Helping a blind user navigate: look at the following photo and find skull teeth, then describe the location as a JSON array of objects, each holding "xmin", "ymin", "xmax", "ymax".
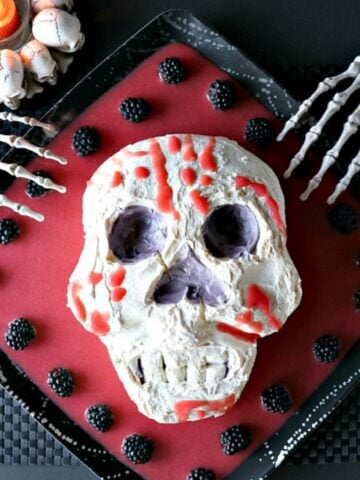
[{"xmin": 129, "ymin": 348, "xmax": 231, "ymax": 386}]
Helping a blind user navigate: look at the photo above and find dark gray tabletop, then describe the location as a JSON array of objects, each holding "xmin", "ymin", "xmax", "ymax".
[{"xmin": 1, "ymin": 0, "xmax": 360, "ymax": 479}]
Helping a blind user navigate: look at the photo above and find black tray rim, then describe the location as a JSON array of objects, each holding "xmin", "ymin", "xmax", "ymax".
[{"xmin": 0, "ymin": 8, "xmax": 359, "ymax": 480}]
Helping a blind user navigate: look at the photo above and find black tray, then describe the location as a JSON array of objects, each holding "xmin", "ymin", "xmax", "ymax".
[{"xmin": 0, "ymin": 9, "xmax": 359, "ymax": 480}]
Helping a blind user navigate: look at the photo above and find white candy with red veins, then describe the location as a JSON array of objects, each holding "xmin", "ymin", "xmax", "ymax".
[
  {"xmin": 67, "ymin": 134, "xmax": 302, "ymax": 423},
  {"xmin": 0, "ymin": 50, "xmax": 26, "ymax": 110},
  {"xmin": 31, "ymin": 0, "xmax": 74, "ymax": 14},
  {"xmin": 32, "ymin": 8, "xmax": 84, "ymax": 53},
  {"xmin": 20, "ymin": 40, "xmax": 58, "ymax": 85}
]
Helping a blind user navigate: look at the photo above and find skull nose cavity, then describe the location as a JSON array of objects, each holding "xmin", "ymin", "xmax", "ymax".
[
  {"xmin": 153, "ymin": 248, "xmax": 230, "ymax": 306},
  {"xmin": 108, "ymin": 205, "xmax": 167, "ymax": 264},
  {"xmin": 203, "ymin": 203, "xmax": 259, "ymax": 259}
]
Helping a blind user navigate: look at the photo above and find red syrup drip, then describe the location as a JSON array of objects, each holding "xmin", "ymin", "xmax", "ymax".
[
  {"xmin": 90, "ymin": 311, "xmax": 110, "ymax": 336},
  {"xmin": 200, "ymin": 174, "xmax": 213, "ymax": 187},
  {"xmin": 180, "ymin": 167, "xmax": 196, "ymax": 186},
  {"xmin": 109, "ymin": 266, "xmax": 126, "ymax": 287},
  {"xmin": 189, "ymin": 189, "xmax": 209, "ymax": 215},
  {"xmin": 168, "ymin": 135, "xmax": 181, "ymax": 154},
  {"xmin": 216, "ymin": 323, "xmax": 259, "ymax": 343},
  {"xmin": 235, "ymin": 176, "xmax": 285, "ymax": 232},
  {"xmin": 246, "ymin": 284, "xmax": 282, "ymax": 331},
  {"xmin": 111, "ymin": 287, "xmax": 127, "ymax": 302},
  {"xmin": 122, "ymin": 149, "xmax": 148, "ymax": 158},
  {"xmin": 236, "ymin": 310, "xmax": 263, "ymax": 334},
  {"xmin": 174, "ymin": 394, "xmax": 236, "ymax": 422},
  {"xmin": 134, "ymin": 166, "xmax": 150, "ymax": 179},
  {"xmin": 199, "ymin": 136, "xmax": 217, "ymax": 172},
  {"xmin": 88, "ymin": 272, "xmax": 103, "ymax": 286},
  {"xmin": 69, "ymin": 282, "xmax": 86, "ymax": 322},
  {"xmin": 182, "ymin": 134, "xmax": 197, "ymax": 162},
  {"xmin": 111, "ymin": 171, "xmax": 122, "ymax": 188},
  {"xmin": 149, "ymin": 139, "xmax": 180, "ymax": 221}
]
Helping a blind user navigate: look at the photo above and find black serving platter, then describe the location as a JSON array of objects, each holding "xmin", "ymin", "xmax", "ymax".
[{"xmin": 0, "ymin": 9, "xmax": 359, "ymax": 480}]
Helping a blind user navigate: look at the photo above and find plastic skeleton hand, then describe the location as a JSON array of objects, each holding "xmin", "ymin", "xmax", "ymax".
[
  {"xmin": 0, "ymin": 112, "xmax": 66, "ymax": 222},
  {"xmin": 277, "ymin": 55, "xmax": 360, "ymax": 204}
]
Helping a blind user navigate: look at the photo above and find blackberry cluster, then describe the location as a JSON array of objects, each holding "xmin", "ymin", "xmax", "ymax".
[
  {"xmin": 47, "ymin": 367, "xmax": 75, "ymax": 397},
  {"xmin": 158, "ymin": 57, "xmax": 185, "ymax": 84},
  {"xmin": 187, "ymin": 468, "xmax": 216, "ymax": 480},
  {"xmin": 0, "ymin": 218, "xmax": 20, "ymax": 245},
  {"xmin": 85, "ymin": 404, "xmax": 114, "ymax": 432},
  {"xmin": 261, "ymin": 384, "xmax": 292, "ymax": 414},
  {"xmin": 121, "ymin": 433, "xmax": 154, "ymax": 464},
  {"xmin": 25, "ymin": 170, "xmax": 53, "ymax": 198},
  {"xmin": 207, "ymin": 80, "xmax": 236, "ymax": 110},
  {"xmin": 244, "ymin": 117, "xmax": 275, "ymax": 148},
  {"xmin": 220, "ymin": 425, "xmax": 252, "ymax": 455},
  {"xmin": 5, "ymin": 318, "xmax": 36, "ymax": 351},
  {"xmin": 119, "ymin": 97, "xmax": 150, "ymax": 123},
  {"xmin": 313, "ymin": 335, "xmax": 341, "ymax": 363},
  {"xmin": 353, "ymin": 288, "xmax": 360, "ymax": 312},
  {"xmin": 72, "ymin": 126, "xmax": 100, "ymax": 157},
  {"xmin": 327, "ymin": 203, "xmax": 358, "ymax": 235}
]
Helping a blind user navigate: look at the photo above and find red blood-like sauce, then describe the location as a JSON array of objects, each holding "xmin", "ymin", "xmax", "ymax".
[
  {"xmin": 236, "ymin": 310, "xmax": 263, "ymax": 334},
  {"xmin": 235, "ymin": 176, "xmax": 285, "ymax": 231},
  {"xmin": 199, "ymin": 136, "xmax": 217, "ymax": 172},
  {"xmin": 174, "ymin": 394, "xmax": 236, "ymax": 422},
  {"xmin": 90, "ymin": 311, "xmax": 110, "ymax": 336},
  {"xmin": 110, "ymin": 171, "xmax": 122, "ymax": 188},
  {"xmin": 246, "ymin": 284, "xmax": 282, "ymax": 331},
  {"xmin": 182, "ymin": 134, "xmax": 197, "ymax": 162},
  {"xmin": 168, "ymin": 135, "xmax": 181, "ymax": 154},
  {"xmin": 123, "ymin": 149, "xmax": 148, "ymax": 158},
  {"xmin": 216, "ymin": 323, "xmax": 259, "ymax": 343},
  {"xmin": 69, "ymin": 282, "xmax": 86, "ymax": 322},
  {"xmin": 189, "ymin": 189, "xmax": 209, "ymax": 215},
  {"xmin": 88, "ymin": 272, "xmax": 103, "ymax": 286},
  {"xmin": 134, "ymin": 166, "xmax": 150, "ymax": 179},
  {"xmin": 149, "ymin": 139, "xmax": 180, "ymax": 220},
  {"xmin": 109, "ymin": 267, "xmax": 126, "ymax": 287},
  {"xmin": 180, "ymin": 167, "xmax": 196, "ymax": 186},
  {"xmin": 111, "ymin": 287, "xmax": 127, "ymax": 302},
  {"xmin": 200, "ymin": 174, "xmax": 213, "ymax": 186}
]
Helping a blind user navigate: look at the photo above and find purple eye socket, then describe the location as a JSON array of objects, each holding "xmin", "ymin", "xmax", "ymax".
[
  {"xmin": 202, "ymin": 204, "xmax": 259, "ymax": 259},
  {"xmin": 108, "ymin": 206, "xmax": 167, "ymax": 263}
]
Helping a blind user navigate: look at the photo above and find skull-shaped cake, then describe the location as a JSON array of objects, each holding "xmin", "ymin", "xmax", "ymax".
[{"xmin": 68, "ymin": 134, "xmax": 302, "ymax": 423}]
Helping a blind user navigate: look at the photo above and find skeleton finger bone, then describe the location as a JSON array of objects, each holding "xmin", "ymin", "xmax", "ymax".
[
  {"xmin": 0, "ymin": 134, "xmax": 67, "ymax": 165},
  {"xmin": 0, "ymin": 163, "xmax": 66, "ymax": 194},
  {"xmin": 277, "ymin": 56, "xmax": 360, "ymax": 142},
  {"xmin": 327, "ymin": 148, "xmax": 360, "ymax": 204},
  {"xmin": 0, "ymin": 193, "xmax": 44, "ymax": 221},
  {"xmin": 300, "ymin": 103, "xmax": 360, "ymax": 200},
  {"xmin": 284, "ymin": 74, "xmax": 360, "ymax": 179},
  {"xmin": 0, "ymin": 111, "xmax": 57, "ymax": 135}
]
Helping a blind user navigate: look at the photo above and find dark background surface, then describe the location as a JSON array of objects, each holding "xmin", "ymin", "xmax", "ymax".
[{"xmin": 1, "ymin": 0, "xmax": 360, "ymax": 479}]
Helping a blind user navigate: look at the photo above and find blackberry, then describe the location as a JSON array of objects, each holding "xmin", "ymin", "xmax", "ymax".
[
  {"xmin": 47, "ymin": 367, "xmax": 75, "ymax": 397},
  {"xmin": 119, "ymin": 98, "xmax": 150, "ymax": 123},
  {"xmin": 327, "ymin": 203, "xmax": 358, "ymax": 235},
  {"xmin": 85, "ymin": 404, "xmax": 114, "ymax": 432},
  {"xmin": 0, "ymin": 218, "xmax": 20, "ymax": 245},
  {"xmin": 355, "ymin": 254, "xmax": 360, "ymax": 267},
  {"xmin": 5, "ymin": 318, "xmax": 36, "ymax": 351},
  {"xmin": 220, "ymin": 425, "xmax": 252, "ymax": 455},
  {"xmin": 353, "ymin": 288, "xmax": 360, "ymax": 311},
  {"xmin": 313, "ymin": 335, "xmax": 341, "ymax": 363},
  {"xmin": 158, "ymin": 56, "xmax": 185, "ymax": 84},
  {"xmin": 187, "ymin": 467, "xmax": 216, "ymax": 480},
  {"xmin": 121, "ymin": 433, "xmax": 154, "ymax": 464},
  {"xmin": 261, "ymin": 384, "xmax": 292, "ymax": 413},
  {"xmin": 72, "ymin": 126, "xmax": 100, "ymax": 157},
  {"xmin": 244, "ymin": 117, "xmax": 275, "ymax": 148},
  {"xmin": 25, "ymin": 170, "xmax": 54, "ymax": 198},
  {"xmin": 207, "ymin": 80, "xmax": 236, "ymax": 110}
]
